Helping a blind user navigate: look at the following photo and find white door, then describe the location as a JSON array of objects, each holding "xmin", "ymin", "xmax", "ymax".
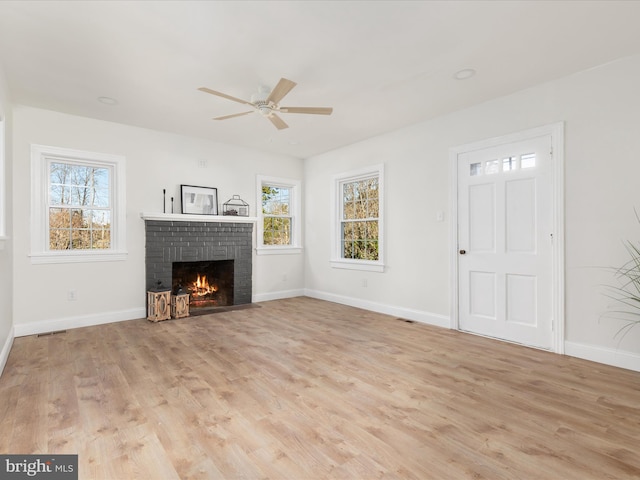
[{"xmin": 457, "ymin": 134, "xmax": 554, "ymax": 349}]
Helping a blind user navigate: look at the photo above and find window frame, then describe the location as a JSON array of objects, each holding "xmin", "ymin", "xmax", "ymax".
[
  {"xmin": 30, "ymin": 144, "xmax": 127, "ymax": 264},
  {"xmin": 256, "ymin": 175, "xmax": 302, "ymax": 255},
  {"xmin": 331, "ymin": 164, "xmax": 385, "ymax": 272}
]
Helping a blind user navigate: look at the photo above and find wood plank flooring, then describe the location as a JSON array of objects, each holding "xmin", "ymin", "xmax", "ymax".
[{"xmin": 1, "ymin": 297, "xmax": 640, "ymax": 479}]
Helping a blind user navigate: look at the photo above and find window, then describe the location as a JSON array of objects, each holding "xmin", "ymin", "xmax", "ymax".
[
  {"xmin": 30, "ymin": 145, "xmax": 126, "ymax": 264},
  {"xmin": 256, "ymin": 175, "xmax": 301, "ymax": 255},
  {"xmin": 49, "ymin": 162, "xmax": 111, "ymax": 250},
  {"xmin": 470, "ymin": 152, "xmax": 536, "ymax": 176},
  {"xmin": 332, "ymin": 164, "xmax": 384, "ymax": 272}
]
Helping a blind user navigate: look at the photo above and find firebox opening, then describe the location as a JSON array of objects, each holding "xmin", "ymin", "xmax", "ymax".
[{"xmin": 172, "ymin": 260, "xmax": 234, "ymax": 310}]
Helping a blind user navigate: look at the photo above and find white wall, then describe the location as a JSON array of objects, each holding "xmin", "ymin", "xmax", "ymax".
[
  {"xmin": 11, "ymin": 106, "xmax": 304, "ymax": 334},
  {"xmin": 304, "ymin": 54, "xmax": 640, "ymax": 369},
  {"xmin": 0, "ymin": 63, "xmax": 13, "ymax": 374}
]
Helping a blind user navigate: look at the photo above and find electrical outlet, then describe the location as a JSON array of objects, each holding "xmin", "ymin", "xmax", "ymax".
[
  {"xmin": 282, "ymin": 273, "xmax": 287, "ymax": 282},
  {"xmin": 67, "ymin": 289, "xmax": 77, "ymax": 301},
  {"xmin": 361, "ymin": 278, "xmax": 368, "ymax": 288}
]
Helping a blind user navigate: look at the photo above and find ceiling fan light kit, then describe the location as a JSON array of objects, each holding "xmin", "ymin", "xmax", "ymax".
[{"xmin": 198, "ymin": 78, "xmax": 333, "ymax": 130}]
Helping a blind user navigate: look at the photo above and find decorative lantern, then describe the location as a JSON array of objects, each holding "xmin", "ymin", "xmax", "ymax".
[
  {"xmin": 171, "ymin": 293, "xmax": 190, "ymax": 319},
  {"xmin": 147, "ymin": 282, "xmax": 171, "ymax": 322},
  {"xmin": 170, "ymin": 283, "xmax": 189, "ymax": 319},
  {"xmin": 223, "ymin": 194, "xmax": 249, "ymax": 216}
]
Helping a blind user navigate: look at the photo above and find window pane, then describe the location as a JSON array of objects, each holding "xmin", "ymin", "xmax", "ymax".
[
  {"xmin": 91, "ymin": 187, "xmax": 110, "ymax": 207},
  {"xmin": 87, "ymin": 210, "xmax": 110, "ymax": 229},
  {"xmin": 341, "ymin": 220, "xmax": 379, "ymax": 260},
  {"xmin": 342, "ymin": 178, "xmax": 379, "ymax": 221},
  {"xmin": 521, "ymin": 153, "xmax": 536, "ymax": 169},
  {"xmin": 342, "ymin": 222, "xmax": 354, "ymax": 240},
  {"xmin": 343, "ymin": 183, "xmax": 355, "ymax": 203},
  {"xmin": 503, "ymin": 156, "xmax": 517, "ymax": 171},
  {"xmin": 366, "ymin": 221, "xmax": 379, "ymax": 239},
  {"xmin": 49, "ymin": 207, "xmax": 70, "ymax": 229},
  {"xmin": 485, "ymin": 159, "xmax": 500, "ymax": 174},
  {"xmin": 72, "ymin": 229, "xmax": 91, "ymax": 250},
  {"xmin": 48, "ymin": 207, "xmax": 112, "ymax": 251},
  {"xmin": 262, "ymin": 186, "xmax": 290, "ymax": 215},
  {"xmin": 367, "ymin": 198, "xmax": 379, "ymax": 218},
  {"xmin": 353, "ymin": 221, "xmax": 366, "ymax": 239},
  {"xmin": 49, "ymin": 185, "xmax": 71, "ymax": 205},
  {"xmin": 366, "ymin": 240, "xmax": 379, "ymax": 261},
  {"xmin": 50, "ymin": 228, "xmax": 71, "ymax": 250},
  {"xmin": 91, "ymin": 227, "xmax": 111, "ymax": 249},
  {"xmin": 263, "ymin": 216, "xmax": 291, "ymax": 245},
  {"xmin": 50, "ymin": 162, "xmax": 110, "ymax": 207},
  {"xmin": 342, "ymin": 239, "xmax": 355, "ymax": 259},
  {"xmin": 343, "ymin": 200, "xmax": 356, "ymax": 220},
  {"xmin": 470, "ymin": 162, "xmax": 482, "ymax": 176}
]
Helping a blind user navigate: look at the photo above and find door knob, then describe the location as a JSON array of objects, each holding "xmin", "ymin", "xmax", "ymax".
[{"xmin": 459, "ymin": 249, "xmax": 466, "ymax": 255}]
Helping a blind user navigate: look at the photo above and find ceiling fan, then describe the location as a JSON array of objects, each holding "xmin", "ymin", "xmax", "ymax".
[{"xmin": 198, "ymin": 78, "xmax": 333, "ymax": 130}]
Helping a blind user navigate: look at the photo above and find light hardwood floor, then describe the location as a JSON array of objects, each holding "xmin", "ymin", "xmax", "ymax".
[{"xmin": 1, "ymin": 297, "xmax": 640, "ymax": 479}]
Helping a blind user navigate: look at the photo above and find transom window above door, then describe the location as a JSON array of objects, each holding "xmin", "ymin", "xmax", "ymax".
[{"xmin": 470, "ymin": 153, "xmax": 536, "ymax": 176}]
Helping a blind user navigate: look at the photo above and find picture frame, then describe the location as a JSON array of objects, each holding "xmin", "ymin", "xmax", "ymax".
[{"xmin": 180, "ymin": 185, "xmax": 218, "ymax": 215}]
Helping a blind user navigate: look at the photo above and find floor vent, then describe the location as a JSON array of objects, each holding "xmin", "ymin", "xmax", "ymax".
[{"xmin": 37, "ymin": 330, "xmax": 67, "ymax": 337}]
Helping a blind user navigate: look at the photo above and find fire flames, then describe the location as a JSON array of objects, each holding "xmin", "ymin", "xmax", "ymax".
[{"xmin": 191, "ymin": 273, "xmax": 218, "ymax": 298}]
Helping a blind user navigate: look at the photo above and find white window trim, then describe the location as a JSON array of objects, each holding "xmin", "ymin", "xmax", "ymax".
[
  {"xmin": 256, "ymin": 175, "xmax": 302, "ymax": 255},
  {"xmin": 30, "ymin": 144, "xmax": 127, "ymax": 264},
  {"xmin": 0, "ymin": 111, "xmax": 6, "ymax": 250},
  {"xmin": 331, "ymin": 164, "xmax": 385, "ymax": 272}
]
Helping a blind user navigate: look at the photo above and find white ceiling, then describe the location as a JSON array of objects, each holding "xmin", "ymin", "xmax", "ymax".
[{"xmin": 1, "ymin": 1, "xmax": 640, "ymax": 159}]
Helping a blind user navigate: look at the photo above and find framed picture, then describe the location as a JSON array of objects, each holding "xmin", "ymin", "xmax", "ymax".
[{"xmin": 181, "ymin": 185, "xmax": 218, "ymax": 215}]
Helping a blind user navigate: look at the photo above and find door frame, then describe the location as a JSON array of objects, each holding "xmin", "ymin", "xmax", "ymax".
[{"xmin": 449, "ymin": 122, "xmax": 565, "ymax": 353}]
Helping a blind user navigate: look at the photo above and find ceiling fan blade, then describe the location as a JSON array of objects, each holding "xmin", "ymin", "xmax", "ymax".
[
  {"xmin": 214, "ymin": 111, "xmax": 254, "ymax": 121},
  {"xmin": 279, "ymin": 106, "xmax": 333, "ymax": 115},
  {"xmin": 198, "ymin": 87, "xmax": 252, "ymax": 106},
  {"xmin": 268, "ymin": 113, "xmax": 289, "ymax": 130},
  {"xmin": 266, "ymin": 78, "xmax": 297, "ymax": 104}
]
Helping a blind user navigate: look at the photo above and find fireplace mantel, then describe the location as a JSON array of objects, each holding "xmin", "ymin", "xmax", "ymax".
[{"xmin": 140, "ymin": 212, "xmax": 257, "ymax": 223}]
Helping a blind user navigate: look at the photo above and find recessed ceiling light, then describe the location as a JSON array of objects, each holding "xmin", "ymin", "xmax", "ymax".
[
  {"xmin": 454, "ymin": 69, "xmax": 476, "ymax": 80},
  {"xmin": 98, "ymin": 96, "xmax": 118, "ymax": 105}
]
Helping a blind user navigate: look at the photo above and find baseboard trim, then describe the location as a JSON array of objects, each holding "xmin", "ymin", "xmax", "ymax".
[
  {"xmin": 253, "ymin": 289, "xmax": 305, "ymax": 303},
  {"xmin": 304, "ymin": 289, "xmax": 450, "ymax": 328},
  {"xmin": 0, "ymin": 325, "xmax": 15, "ymax": 377},
  {"xmin": 13, "ymin": 308, "xmax": 146, "ymax": 337},
  {"xmin": 564, "ymin": 341, "xmax": 640, "ymax": 372}
]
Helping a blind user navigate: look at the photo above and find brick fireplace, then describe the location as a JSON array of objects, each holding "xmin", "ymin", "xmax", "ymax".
[{"xmin": 143, "ymin": 217, "xmax": 253, "ymax": 309}]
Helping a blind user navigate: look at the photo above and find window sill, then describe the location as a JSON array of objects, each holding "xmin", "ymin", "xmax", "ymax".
[
  {"xmin": 256, "ymin": 246, "xmax": 303, "ymax": 256},
  {"xmin": 30, "ymin": 250, "xmax": 128, "ymax": 265},
  {"xmin": 330, "ymin": 259, "xmax": 385, "ymax": 272}
]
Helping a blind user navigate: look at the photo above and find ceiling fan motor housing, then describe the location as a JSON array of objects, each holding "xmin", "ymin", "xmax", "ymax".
[{"xmin": 254, "ymin": 100, "xmax": 275, "ymax": 117}]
